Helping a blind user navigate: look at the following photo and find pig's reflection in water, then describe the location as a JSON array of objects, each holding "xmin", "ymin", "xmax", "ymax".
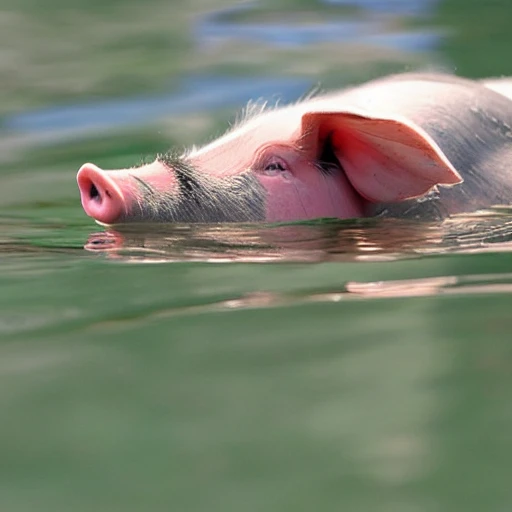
[
  {"xmin": 84, "ymin": 211, "xmax": 512, "ymax": 264},
  {"xmin": 85, "ymin": 219, "xmax": 470, "ymax": 262}
]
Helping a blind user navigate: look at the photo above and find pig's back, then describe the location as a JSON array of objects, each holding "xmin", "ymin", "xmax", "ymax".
[{"xmin": 318, "ymin": 73, "xmax": 512, "ymax": 219}]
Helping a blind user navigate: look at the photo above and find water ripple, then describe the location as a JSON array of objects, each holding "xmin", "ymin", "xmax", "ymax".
[{"xmin": 79, "ymin": 208, "xmax": 512, "ymax": 264}]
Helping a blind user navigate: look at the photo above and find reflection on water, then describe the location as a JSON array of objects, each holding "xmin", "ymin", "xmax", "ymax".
[
  {"xmin": 197, "ymin": 0, "xmax": 442, "ymax": 50},
  {"xmin": 4, "ymin": 0, "xmax": 442, "ymax": 142},
  {"xmin": 4, "ymin": 76, "xmax": 312, "ymax": 141},
  {"xmin": 81, "ymin": 207, "xmax": 512, "ymax": 265},
  {"xmin": 3, "ymin": 207, "xmax": 512, "ymax": 316},
  {"xmin": 326, "ymin": 0, "xmax": 439, "ymax": 15},
  {"xmin": 83, "ymin": 218, "xmax": 438, "ymax": 263}
]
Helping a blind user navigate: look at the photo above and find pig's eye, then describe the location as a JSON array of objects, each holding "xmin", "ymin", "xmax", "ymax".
[
  {"xmin": 265, "ymin": 162, "xmax": 285, "ymax": 171},
  {"xmin": 263, "ymin": 157, "xmax": 288, "ymax": 176}
]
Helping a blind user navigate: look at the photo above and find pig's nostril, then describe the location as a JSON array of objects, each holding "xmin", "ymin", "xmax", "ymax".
[
  {"xmin": 88, "ymin": 182, "xmax": 112, "ymax": 202},
  {"xmin": 77, "ymin": 164, "xmax": 127, "ymax": 224},
  {"xmin": 90, "ymin": 183, "xmax": 100, "ymax": 201}
]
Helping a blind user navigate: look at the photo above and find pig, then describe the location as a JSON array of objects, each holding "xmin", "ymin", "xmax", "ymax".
[{"xmin": 77, "ymin": 72, "xmax": 512, "ymax": 225}]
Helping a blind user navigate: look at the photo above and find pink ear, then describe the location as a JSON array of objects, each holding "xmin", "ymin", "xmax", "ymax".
[{"xmin": 301, "ymin": 112, "xmax": 463, "ymax": 203}]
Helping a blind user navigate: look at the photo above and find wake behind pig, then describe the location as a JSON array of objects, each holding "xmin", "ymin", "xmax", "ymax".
[{"xmin": 77, "ymin": 72, "xmax": 512, "ymax": 225}]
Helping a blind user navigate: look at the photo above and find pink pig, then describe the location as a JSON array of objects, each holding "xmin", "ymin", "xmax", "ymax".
[{"xmin": 77, "ymin": 72, "xmax": 512, "ymax": 224}]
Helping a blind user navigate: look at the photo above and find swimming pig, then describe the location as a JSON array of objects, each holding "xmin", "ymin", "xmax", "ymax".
[{"xmin": 77, "ymin": 72, "xmax": 512, "ymax": 224}]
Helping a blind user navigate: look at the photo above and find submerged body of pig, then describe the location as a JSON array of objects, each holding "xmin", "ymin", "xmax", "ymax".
[{"xmin": 77, "ymin": 73, "xmax": 512, "ymax": 224}]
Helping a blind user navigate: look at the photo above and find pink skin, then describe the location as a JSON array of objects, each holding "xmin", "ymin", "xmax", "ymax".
[
  {"xmin": 77, "ymin": 77, "xmax": 463, "ymax": 225},
  {"xmin": 252, "ymin": 144, "xmax": 363, "ymax": 221},
  {"xmin": 77, "ymin": 106, "xmax": 367, "ymax": 224},
  {"xmin": 77, "ymin": 151, "xmax": 363, "ymax": 224},
  {"xmin": 77, "ymin": 162, "xmax": 179, "ymax": 224}
]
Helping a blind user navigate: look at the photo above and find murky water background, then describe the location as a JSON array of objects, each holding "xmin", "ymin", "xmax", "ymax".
[{"xmin": 2, "ymin": 0, "xmax": 512, "ymax": 510}]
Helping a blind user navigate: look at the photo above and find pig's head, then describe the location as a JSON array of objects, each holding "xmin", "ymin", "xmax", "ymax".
[{"xmin": 77, "ymin": 98, "xmax": 462, "ymax": 225}]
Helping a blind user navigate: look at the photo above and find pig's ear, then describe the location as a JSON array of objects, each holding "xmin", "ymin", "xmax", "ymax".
[{"xmin": 301, "ymin": 112, "xmax": 463, "ymax": 203}]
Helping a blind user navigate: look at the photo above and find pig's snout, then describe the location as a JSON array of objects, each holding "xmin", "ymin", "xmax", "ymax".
[
  {"xmin": 77, "ymin": 157, "xmax": 268, "ymax": 224},
  {"xmin": 77, "ymin": 163, "xmax": 127, "ymax": 225}
]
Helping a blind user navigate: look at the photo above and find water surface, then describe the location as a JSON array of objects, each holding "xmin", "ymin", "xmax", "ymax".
[
  {"xmin": 3, "ymin": 205, "xmax": 512, "ymax": 510},
  {"xmin": 2, "ymin": 0, "xmax": 512, "ymax": 510}
]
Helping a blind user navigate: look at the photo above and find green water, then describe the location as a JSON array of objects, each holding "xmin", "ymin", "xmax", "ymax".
[{"xmin": 3, "ymin": 0, "xmax": 512, "ymax": 510}]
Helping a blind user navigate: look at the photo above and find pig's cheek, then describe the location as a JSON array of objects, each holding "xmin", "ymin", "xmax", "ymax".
[
  {"xmin": 254, "ymin": 170, "xmax": 296, "ymax": 194},
  {"xmin": 254, "ymin": 171, "xmax": 307, "ymax": 221}
]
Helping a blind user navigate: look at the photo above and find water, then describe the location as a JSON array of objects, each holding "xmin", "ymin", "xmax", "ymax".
[
  {"xmin": 4, "ymin": 0, "xmax": 442, "ymax": 141},
  {"xmin": 196, "ymin": 2, "xmax": 442, "ymax": 49},
  {"xmin": 4, "ymin": 76, "xmax": 313, "ymax": 142},
  {"xmin": 2, "ymin": 0, "xmax": 512, "ymax": 510}
]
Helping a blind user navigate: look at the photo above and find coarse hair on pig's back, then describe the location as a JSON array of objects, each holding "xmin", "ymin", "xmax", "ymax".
[
  {"xmin": 182, "ymin": 84, "xmax": 324, "ymax": 159},
  {"xmin": 233, "ymin": 84, "xmax": 323, "ymax": 127}
]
